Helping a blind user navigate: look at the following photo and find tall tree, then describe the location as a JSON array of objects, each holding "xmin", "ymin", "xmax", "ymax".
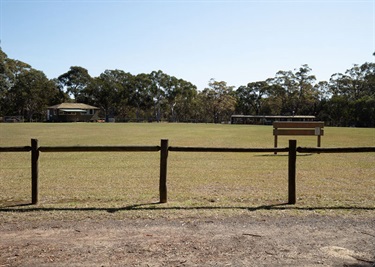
[
  {"xmin": 327, "ymin": 63, "xmax": 375, "ymax": 126},
  {"xmin": 84, "ymin": 70, "xmax": 126, "ymax": 121},
  {"xmin": 58, "ymin": 66, "xmax": 92, "ymax": 101},
  {"xmin": 149, "ymin": 70, "xmax": 168, "ymax": 122},
  {"xmin": 0, "ymin": 49, "xmax": 31, "ymax": 116},
  {"xmin": 8, "ymin": 69, "xmax": 59, "ymax": 121},
  {"xmin": 294, "ymin": 65, "xmax": 320, "ymax": 114},
  {"xmin": 200, "ymin": 79, "xmax": 236, "ymax": 123},
  {"xmin": 236, "ymin": 81, "xmax": 269, "ymax": 115},
  {"xmin": 169, "ymin": 79, "xmax": 197, "ymax": 122},
  {"xmin": 267, "ymin": 65, "xmax": 319, "ymax": 115},
  {"xmin": 160, "ymin": 75, "xmax": 197, "ymax": 122},
  {"xmin": 129, "ymin": 73, "xmax": 154, "ymax": 121}
]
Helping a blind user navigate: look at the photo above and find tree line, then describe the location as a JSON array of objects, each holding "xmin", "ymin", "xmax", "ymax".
[{"xmin": 1, "ymin": 48, "xmax": 374, "ymax": 127}]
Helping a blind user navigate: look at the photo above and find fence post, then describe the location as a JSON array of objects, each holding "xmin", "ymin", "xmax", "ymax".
[
  {"xmin": 31, "ymin": 139, "xmax": 39, "ymax": 205},
  {"xmin": 288, "ymin": 139, "xmax": 297, "ymax": 204},
  {"xmin": 274, "ymin": 133, "xmax": 278, "ymax": 155},
  {"xmin": 159, "ymin": 139, "xmax": 168, "ymax": 203}
]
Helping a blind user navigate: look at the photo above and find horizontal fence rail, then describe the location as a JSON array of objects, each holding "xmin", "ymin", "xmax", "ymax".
[
  {"xmin": 0, "ymin": 146, "xmax": 31, "ymax": 152},
  {"xmin": 169, "ymin": 146, "xmax": 289, "ymax": 153},
  {"xmin": 39, "ymin": 145, "xmax": 160, "ymax": 153},
  {"xmin": 1, "ymin": 139, "xmax": 374, "ymax": 206},
  {"xmin": 298, "ymin": 147, "xmax": 375, "ymax": 153}
]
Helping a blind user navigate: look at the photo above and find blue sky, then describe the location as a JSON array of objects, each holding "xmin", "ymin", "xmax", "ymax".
[{"xmin": 1, "ymin": 0, "xmax": 374, "ymax": 90}]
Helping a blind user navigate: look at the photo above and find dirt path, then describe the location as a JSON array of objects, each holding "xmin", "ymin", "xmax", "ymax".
[{"xmin": 1, "ymin": 214, "xmax": 374, "ymax": 267}]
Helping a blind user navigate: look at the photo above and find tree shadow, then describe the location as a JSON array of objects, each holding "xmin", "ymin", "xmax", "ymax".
[{"xmin": 254, "ymin": 153, "xmax": 314, "ymax": 157}]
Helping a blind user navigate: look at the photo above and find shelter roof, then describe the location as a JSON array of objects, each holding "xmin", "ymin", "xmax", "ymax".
[{"xmin": 48, "ymin": 103, "xmax": 99, "ymax": 110}]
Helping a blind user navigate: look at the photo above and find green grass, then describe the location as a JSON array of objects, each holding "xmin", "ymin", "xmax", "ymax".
[{"xmin": 0, "ymin": 123, "xmax": 374, "ymax": 219}]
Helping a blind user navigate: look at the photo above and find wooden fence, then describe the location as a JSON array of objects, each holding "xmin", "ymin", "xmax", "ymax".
[{"xmin": 1, "ymin": 139, "xmax": 374, "ymax": 206}]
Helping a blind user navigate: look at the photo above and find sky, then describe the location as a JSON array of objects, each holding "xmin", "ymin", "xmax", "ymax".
[{"xmin": 1, "ymin": 0, "xmax": 374, "ymax": 91}]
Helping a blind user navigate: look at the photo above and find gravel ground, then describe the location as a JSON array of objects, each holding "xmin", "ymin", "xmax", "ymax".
[{"xmin": 1, "ymin": 213, "xmax": 374, "ymax": 267}]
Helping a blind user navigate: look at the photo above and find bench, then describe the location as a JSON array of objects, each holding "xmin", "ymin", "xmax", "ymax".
[{"xmin": 273, "ymin": 121, "xmax": 324, "ymax": 154}]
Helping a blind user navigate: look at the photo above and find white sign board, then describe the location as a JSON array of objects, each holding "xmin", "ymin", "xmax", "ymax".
[{"xmin": 315, "ymin": 127, "xmax": 321, "ymax": 136}]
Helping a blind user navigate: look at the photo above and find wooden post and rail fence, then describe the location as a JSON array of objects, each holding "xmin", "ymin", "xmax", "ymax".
[{"xmin": 1, "ymin": 139, "xmax": 374, "ymax": 206}]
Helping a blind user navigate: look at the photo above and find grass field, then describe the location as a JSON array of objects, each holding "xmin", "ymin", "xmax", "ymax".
[{"xmin": 0, "ymin": 123, "xmax": 374, "ymax": 217}]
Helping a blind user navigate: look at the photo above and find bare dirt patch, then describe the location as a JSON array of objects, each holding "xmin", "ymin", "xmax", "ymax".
[{"xmin": 1, "ymin": 212, "xmax": 374, "ymax": 267}]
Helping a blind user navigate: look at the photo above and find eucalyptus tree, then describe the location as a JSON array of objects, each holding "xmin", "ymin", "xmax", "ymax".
[
  {"xmin": 149, "ymin": 70, "xmax": 168, "ymax": 121},
  {"xmin": 0, "ymin": 49, "xmax": 31, "ymax": 116},
  {"xmin": 267, "ymin": 64, "xmax": 319, "ymax": 115},
  {"xmin": 158, "ymin": 73, "xmax": 178, "ymax": 121},
  {"xmin": 196, "ymin": 88, "xmax": 215, "ymax": 122},
  {"xmin": 236, "ymin": 81, "xmax": 270, "ymax": 115},
  {"xmin": 0, "ymin": 49, "xmax": 13, "ymax": 96},
  {"xmin": 266, "ymin": 70, "xmax": 296, "ymax": 115},
  {"xmin": 294, "ymin": 65, "xmax": 320, "ymax": 114},
  {"xmin": 327, "ymin": 62, "xmax": 375, "ymax": 126},
  {"xmin": 329, "ymin": 63, "xmax": 375, "ymax": 101},
  {"xmin": 115, "ymin": 70, "xmax": 136, "ymax": 119},
  {"xmin": 50, "ymin": 78, "xmax": 70, "ymax": 104},
  {"xmin": 169, "ymin": 79, "xmax": 198, "ymax": 122},
  {"xmin": 130, "ymin": 73, "xmax": 154, "ymax": 121},
  {"xmin": 8, "ymin": 69, "xmax": 58, "ymax": 121},
  {"xmin": 0, "ymin": 49, "xmax": 13, "ymax": 116},
  {"xmin": 313, "ymin": 81, "xmax": 331, "ymax": 122},
  {"xmin": 200, "ymin": 79, "xmax": 236, "ymax": 123},
  {"xmin": 97, "ymin": 69, "xmax": 134, "ymax": 119},
  {"xmin": 84, "ymin": 69, "xmax": 133, "ymax": 121},
  {"xmin": 58, "ymin": 66, "xmax": 92, "ymax": 101},
  {"xmin": 0, "ymin": 48, "xmax": 61, "ymax": 120},
  {"xmin": 158, "ymin": 74, "xmax": 198, "ymax": 122}
]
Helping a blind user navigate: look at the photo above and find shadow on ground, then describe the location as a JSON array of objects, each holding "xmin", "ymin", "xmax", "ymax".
[{"xmin": 1, "ymin": 202, "xmax": 374, "ymax": 213}]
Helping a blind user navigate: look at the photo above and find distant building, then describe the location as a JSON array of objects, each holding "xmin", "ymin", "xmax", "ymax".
[
  {"xmin": 47, "ymin": 103, "xmax": 99, "ymax": 122},
  {"xmin": 231, "ymin": 115, "xmax": 316, "ymax": 125}
]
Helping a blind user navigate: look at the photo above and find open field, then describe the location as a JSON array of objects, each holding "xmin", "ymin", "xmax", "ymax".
[
  {"xmin": 1, "ymin": 123, "xmax": 374, "ymax": 212},
  {"xmin": 1, "ymin": 123, "xmax": 374, "ymax": 266}
]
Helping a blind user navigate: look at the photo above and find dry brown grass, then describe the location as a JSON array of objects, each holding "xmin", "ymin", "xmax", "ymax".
[{"xmin": 0, "ymin": 123, "xmax": 374, "ymax": 219}]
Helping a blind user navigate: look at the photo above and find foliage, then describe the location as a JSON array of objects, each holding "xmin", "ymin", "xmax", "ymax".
[
  {"xmin": 58, "ymin": 66, "xmax": 92, "ymax": 101},
  {"xmin": 0, "ymin": 47, "xmax": 374, "ymax": 126},
  {"xmin": 324, "ymin": 63, "xmax": 375, "ymax": 126},
  {"xmin": 263, "ymin": 65, "xmax": 320, "ymax": 115},
  {"xmin": 0, "ymin": 49, "xmax": 66, "ymax": 121},
  {"xmin": 199, "ymin": 79, "xmax": 236, "ymax": 123},
  {"xmin": 236, "ymin": 81, "xmax": 270, "ymax": 115}
]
